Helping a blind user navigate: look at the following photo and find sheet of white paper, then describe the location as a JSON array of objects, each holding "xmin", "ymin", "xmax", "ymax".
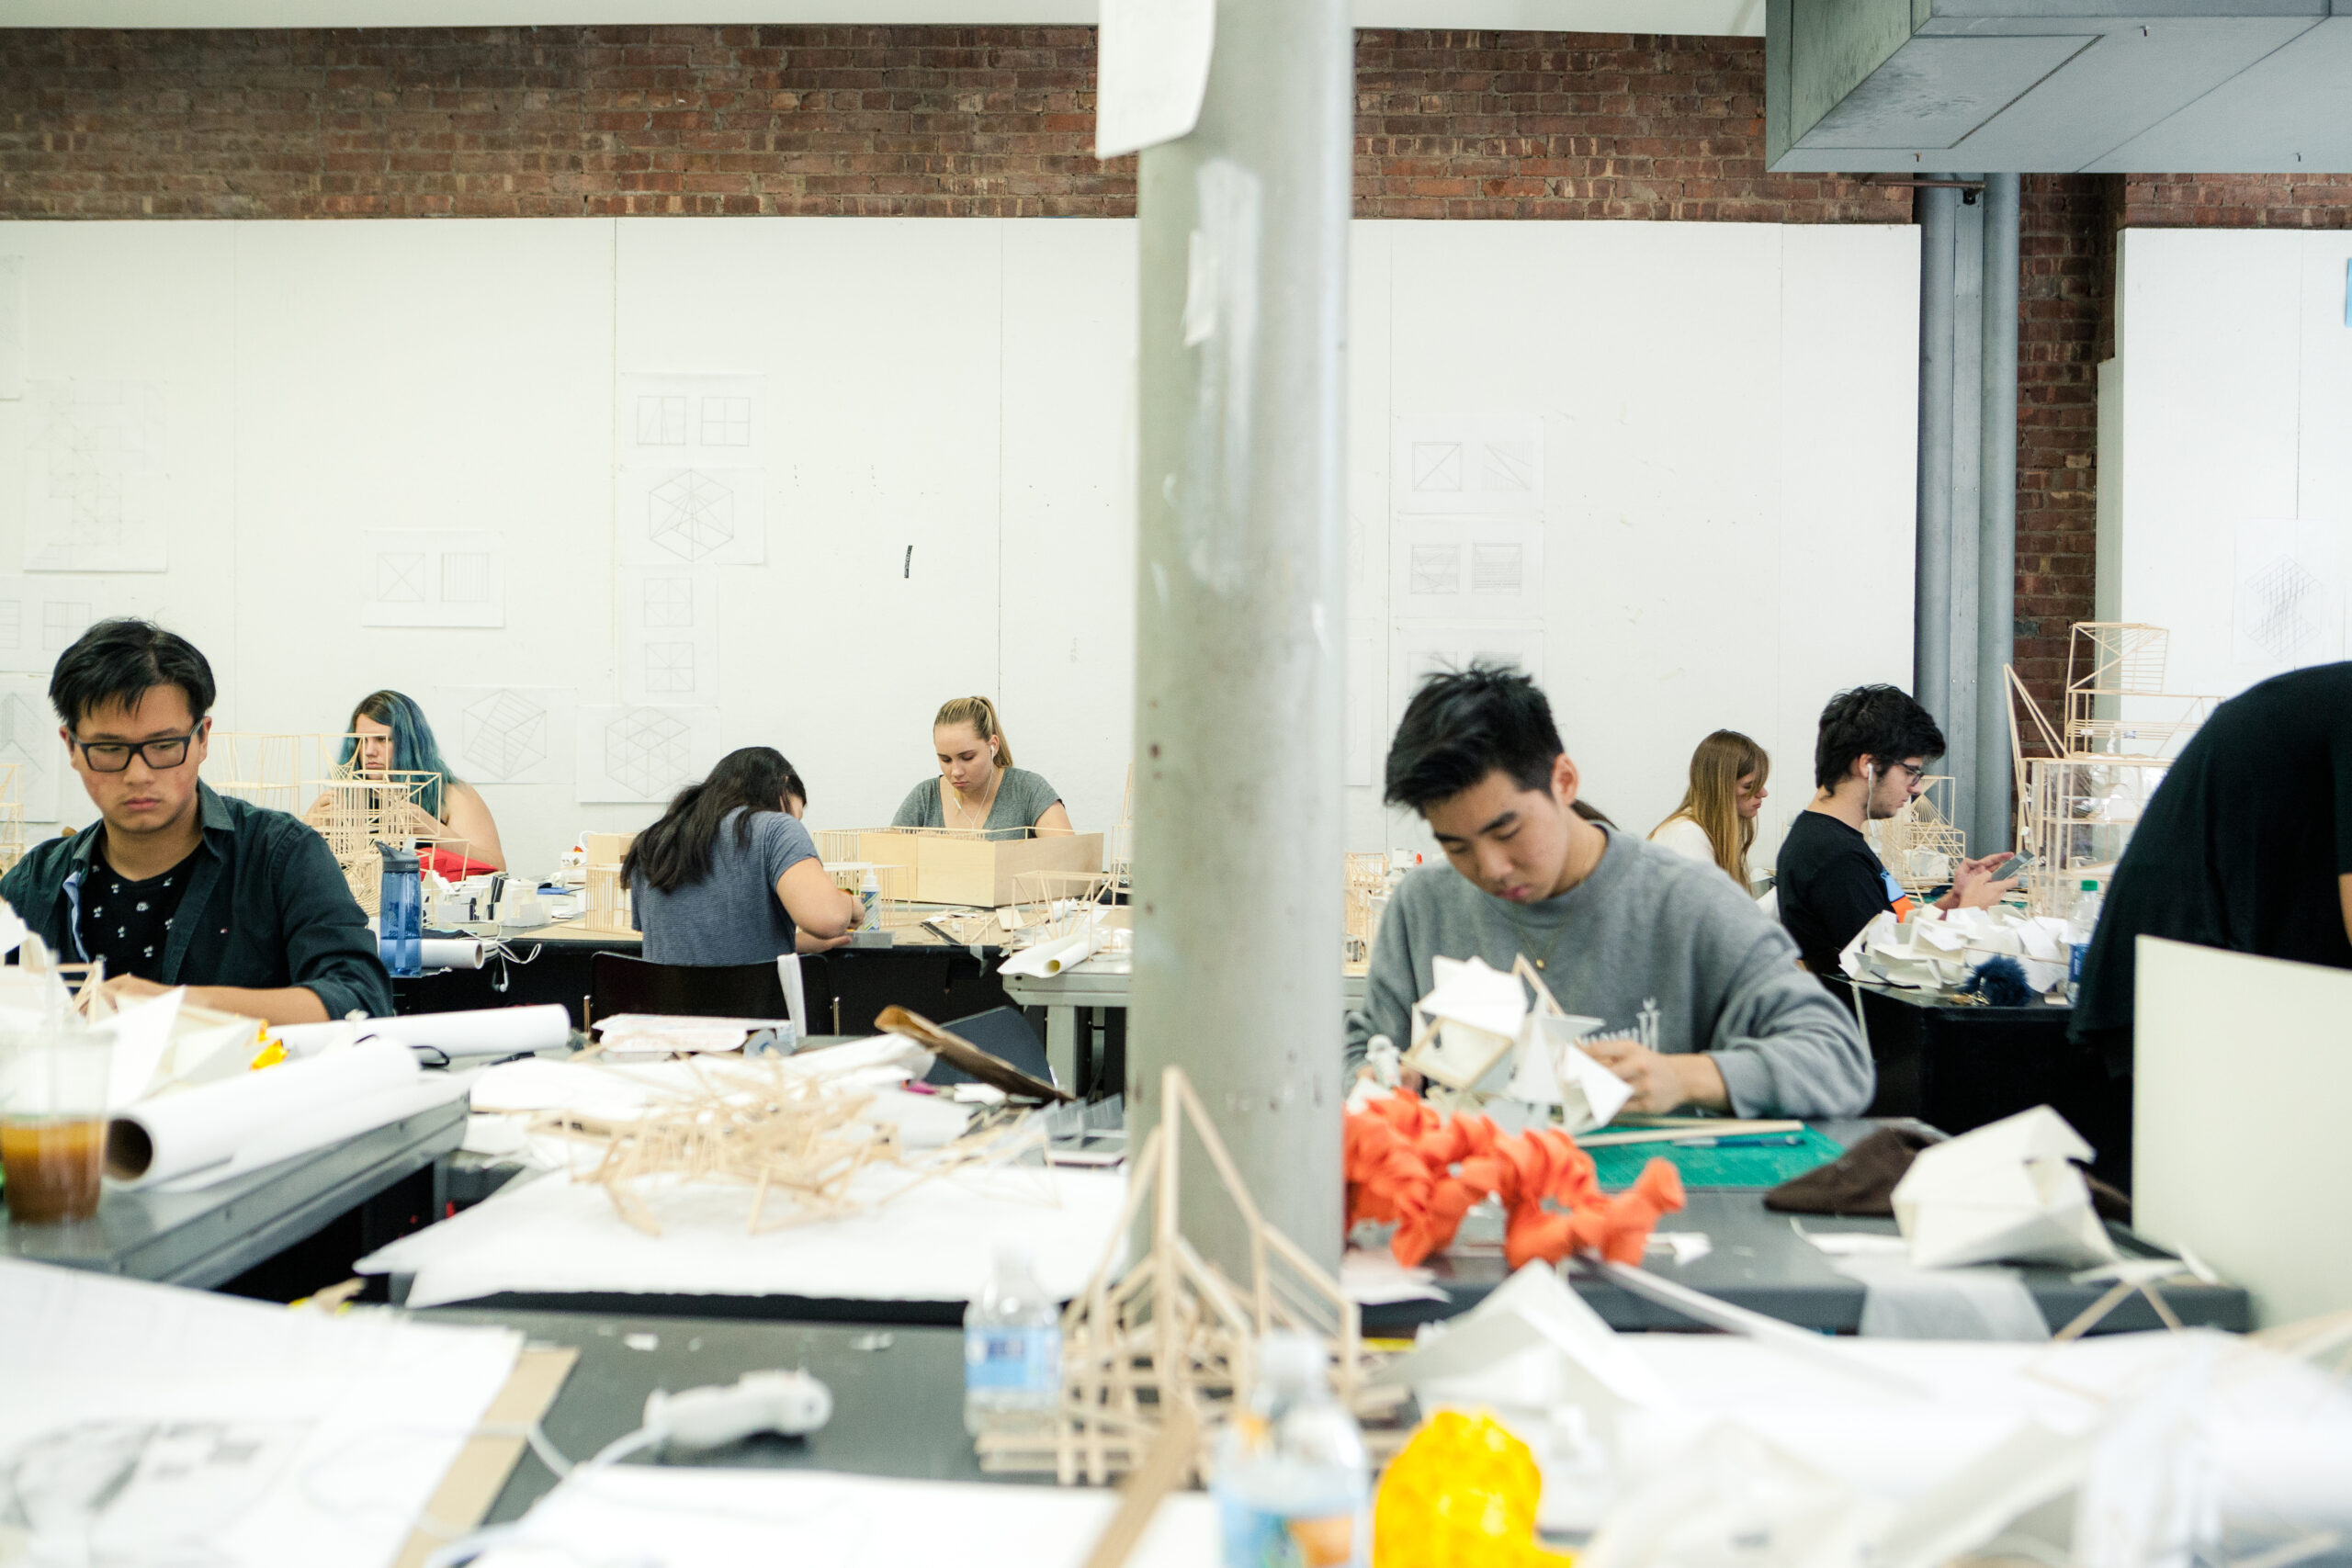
[
  {"xmin": 427, "ymin": 685, "xmax": 575, "ymax": 785},
  {"xmin": 105, "ymin": 987, "xmax": 184, "ymax": 1109},
  {"xmin": 0, "ymin": 673, "xmax": 66, "ymax": 822},
  {"xmin": 1391, "ymin": 514, "xmax": 1546, "ymax": 622},
  {"xmin": 26, "ymin": 379, "xmax": 168, "ymax": 572},
  {"xmin": 360, "ymin": 528, "xmax": 505, "ymax": 628},
  {"xmin": 616, "ymin": 372, "xmax": 767, "ymax": 461},
  {"xmin": 574, "ymin": 704, "xmax": 717, "ymax": 804},
  {"xmin": 476, "ymin": 1466, "xmax": 1216, "ymax": 1568},
  {"xmin": 616, "ymin": 564, "xmax": 719, "ymax": 705},
  {"xmin": 1393, "ymin": 415, "xmax": 1544, "ymax": 515},
  {"xmin": 0, "ymin": 255, "xmax": 23, "ymax": 400},
  {"xmin": 1392, "ymin": 622, "xmax": 1544, "ymax": 716},
  {"xmin": 1340, "ymin": 1247, "xmax": 1448, "ymax": 1305},
  {"xmin": 0, "ymin": 570, "xmax": 124, "ymax": 673},
  {"xmin": 2233, "ymin": 517, "xmax": 2345, "ymax": 669},
  {"xmin": 1093, "ymin": 0, "xmax": 1215, "ymax": 159},
  {"xmin": 357, "ymin": 1160, "xmax": 1128, "ymax": 1309},
  {"xmin": 0, "ymin": 1258, "xmax": 522, "ymax": 1568},
  {"xmin": 616, "ymin": 464, "xmax": 768, "ymax": 566}
]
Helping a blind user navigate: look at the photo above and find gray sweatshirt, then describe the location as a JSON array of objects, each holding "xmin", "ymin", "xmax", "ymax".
[{"xmin": 1346, "ymin": 827, "xmax": 1874, "ymax": 1120}]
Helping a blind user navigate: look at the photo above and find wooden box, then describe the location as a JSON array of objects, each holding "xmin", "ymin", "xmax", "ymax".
[
  {"xmin": 856, "ymin": 830, "xmax": 1104, "ymax": 909},
  {"xmin": 580, "ymin": 832, "xmax": 638, "ymax": 934}
]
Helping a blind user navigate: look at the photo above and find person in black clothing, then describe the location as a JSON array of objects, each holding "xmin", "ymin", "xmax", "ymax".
[
  {"xmin": 0, "ymin": 620, "xmax": 390, "ymax": 1024},
  {"xmin": 1776, "ymin": 684, "xmax": 2018, "ymax": 976},
  {"xmin": 2071, "ymin": 661, "xmax": 2352, "ymax": 1077}
]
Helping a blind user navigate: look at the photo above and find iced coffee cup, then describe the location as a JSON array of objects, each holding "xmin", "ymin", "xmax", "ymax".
[{"xmin": 0, "ymin": 1028, "xmax": 112, "ymax": 1225}]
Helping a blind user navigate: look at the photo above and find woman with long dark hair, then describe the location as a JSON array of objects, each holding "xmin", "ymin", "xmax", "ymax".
[{"xmin": 625, "ymin": 746, "xmax": 858, "ymax": 964}]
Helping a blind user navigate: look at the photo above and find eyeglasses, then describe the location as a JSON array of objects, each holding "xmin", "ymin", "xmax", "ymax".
[
  {"xmin": 74, "ymin": 728, "xmax": 200, "ymax": 773},
  {"xmin": 1884, "ymin": 761, "xmax": 1925, "ymax": 783}
]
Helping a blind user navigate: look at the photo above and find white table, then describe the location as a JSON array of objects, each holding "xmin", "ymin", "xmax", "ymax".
[{"xmin": 1001, "ymin": 961, "xmax": 1369, "ymax": 1089}]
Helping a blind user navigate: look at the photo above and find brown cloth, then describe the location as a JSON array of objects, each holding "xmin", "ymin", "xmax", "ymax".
[
  {"xmin": 1763, "ymin": 1125, "xmax": 1934, "ymax": 1217},
  {"xmin": 1766, "ymin": 1124, "xmax": 2133, "ymax": 1223}
]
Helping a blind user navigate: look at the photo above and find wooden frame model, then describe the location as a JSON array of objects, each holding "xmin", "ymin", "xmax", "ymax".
[
  {"xmin": 578, "ymin": 831, "xmax": 638, "ymax": 935},
  {"xmin": 972, "ymin": 1064, "xmax": 1381, "ymax": 1486},
  {"xmin": 203, "ymin": 731, "xmax": 337, "ymax": 817},
  {"xmin": 0, "ymin": 761, "xmax": 26, "ymax": 876},
  {"xmin": 1343, "ymin": 852, "xmax": 1388, "ymax": 965},
  {"xmin": 1869, "ymin": 773, "xmax": 1967, "ymax": 894}
]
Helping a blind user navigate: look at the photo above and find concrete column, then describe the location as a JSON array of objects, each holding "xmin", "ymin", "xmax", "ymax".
[
  {"xmin": 1974, "ymin": 173, "xmax": 2021, "ymax": 855},
  {"xmin": 1125, "ymin": 0, "xmax": 1352, "ymax": 1279},
  {"xmin": 1916, "ymin": 182, "xmax": 1957, "ymax": 727}
]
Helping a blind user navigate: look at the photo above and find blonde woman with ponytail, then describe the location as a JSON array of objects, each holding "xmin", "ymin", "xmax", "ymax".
[
  {"xmin": 891, "ymin": 695, "xmax": 1074, "ymax": 838},
  {"xmin": 1649, "ymin": 730, "xmax": 1770, "ymax": 888}
]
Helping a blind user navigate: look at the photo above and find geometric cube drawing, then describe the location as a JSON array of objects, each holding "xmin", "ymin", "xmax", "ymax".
[
  {"xmin": 441, "ymin": 552, "xmax": 495, "ymax": 604},
  {"xmin": 375, "ymin": 553, "xmax": 428, "ymax": 603},
  {"xmin": 636, "ymin": 395, "xmax": 687, "ymax": 446},
  {"xmin": 642, "ymin": 576, "xmax": 695, "ymax": 628},
  {"xmin": 642, "ymin": 641, "xmax": 695, "ymax": 694},
  {"xmin": 0, "ymin": 691, "xmax": 39, "ymax": 754},
  {"xmin": 460, "ymin": 688, "xmax": 549, "ymax": 779},
  {"xmin": 2245, "ymin": 556, "xmax": 2324, "ymax": 663},
  {"xmin": 647, "ymin": 471, "xmax": 736, "ymax": 562},
  {"xmin": 1411, "ymin": 441, "xmax": 1463, "ymax": 493},
  {"xmin": 1408, "ymin": 544, "xmax": 1460, "ymax": 595},
  {"xmin": 605, "ymin": 707, "xmax": 691, "ymax": 798},
  {"xmin": 698, "ymin": 396, "xmax": 752, "ymax": 446},
  {"xmin": 1471, "ymin": 543, "xmax": 1524, "ymax": 595},
  {"xmin": 1482, "ymin": 441, "xmax": 1535, "ymax": 492}
]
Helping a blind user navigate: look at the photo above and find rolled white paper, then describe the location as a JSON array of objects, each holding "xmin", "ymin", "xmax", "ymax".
[
  {"xmin": 107, "ymin": 1039, "xmax": 421, "ymax": 1187},
  {"xmin": 998, "ymin": 931, "xmax": 1088, "ymax": 979},
  {"xmin": 422, "ymin": 937, "xmax": 490, "ymax": 971},
  {"xmin": 362, "ymin": 1004, "xmax": 572, "ymax": 1058}
]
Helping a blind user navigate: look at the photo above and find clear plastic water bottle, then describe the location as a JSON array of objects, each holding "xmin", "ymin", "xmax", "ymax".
[
  {"xmin": 860, "ymin": 867, "xmax": 881, "ymax": 933},
  {"xmin": 964, "ymin": 1242, "xmax": 1061, "ymax": 1435},
  {"xmin": 2065, "ymin": 878, "xmax": 2103, "ymax": 1007},
  {"xmin": 378, "ymin": 841, "xmax": 423, "ymax": 977},
  {"xmin": 1214, "ymin": 1331, "xmax": 1369, "ymax": 1568}
]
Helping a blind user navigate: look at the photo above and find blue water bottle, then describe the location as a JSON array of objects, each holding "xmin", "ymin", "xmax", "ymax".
[{"xmin": 379, "ymin": 841, "xmax": 423, "ymax": 978}]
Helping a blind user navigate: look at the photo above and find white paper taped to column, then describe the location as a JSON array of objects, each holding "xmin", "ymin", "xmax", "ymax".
[
  {"xmin": 1095, "ymin": 0, "xmax": 1215, "ymax": 158},
  {"xmin": 420, "ymin": 937, "xmax": 490, "ymax": 971},
  {"xmin": 106, "ymin": 1040, "xmax": 421, "ymax": 1187},
  {"xmin": 999, "ymin": 931, "xmax": 1089, "ymax": 979},
  {"xmin": 362, "ymin": 1003, "xmax": 571, "ymax": 1057}
]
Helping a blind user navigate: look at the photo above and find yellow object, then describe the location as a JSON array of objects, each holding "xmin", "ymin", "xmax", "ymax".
[
  {"xmin": 249, "ymin": 1038, "xmax": 287, "ymax": 1070},
  {"xmin": 1374, "ymin": 1409, "xmax": 1573, "ymax": 1568}
]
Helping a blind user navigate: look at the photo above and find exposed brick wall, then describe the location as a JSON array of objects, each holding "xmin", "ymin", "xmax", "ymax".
[
  {"xmin": 0, "ymin": 26, "xmax": 1905, "ymax": 223},
  {"xmin": 2116, "ymin": 173, "xmax": 2352, "ymax": 231}
]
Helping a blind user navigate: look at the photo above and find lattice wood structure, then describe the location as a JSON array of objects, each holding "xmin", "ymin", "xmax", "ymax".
[
  {"xmin": 203, "ymin": 731, "xmax": 338, "ymax": 816},
  {"xmin": 973, "ymin": 1065, "xmax": 1390, "ymax": 1486},
  {"xmin": 1343, "ymin": 852, "xmax": 1389, "ymax": 964},
  {"xmin": 302, "ymin": 768, "xmax": 444, "ymax": 917},
  {"xmin": 0, "ymin": 761, "xmax": 26, "ymax": 875},
  {"xmin": 1868, "ymin": 773, "xmax": 1967, "ymax": 894}
]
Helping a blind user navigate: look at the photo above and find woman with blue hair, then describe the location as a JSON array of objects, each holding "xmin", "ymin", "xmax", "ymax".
[{"xmin": 334, "ymin": 689, "xmax": 507, "ymax": 872}]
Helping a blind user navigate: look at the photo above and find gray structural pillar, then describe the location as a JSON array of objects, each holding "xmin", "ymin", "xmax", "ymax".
[
  {"xmin": 1125, "ymin": 0, "xmax": 1352, "ymax": 1279},
  {"xmin": 1915, "ymin": 176, "xmax": 1988, "ymax": 841},
  {"xmin": 1973, "ymin": 173, "xmax": 2021, "ymax": 856}
]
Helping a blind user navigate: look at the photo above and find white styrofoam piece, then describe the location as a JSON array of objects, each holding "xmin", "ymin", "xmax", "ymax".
[{"xmin": 1891, "ymin": 1106, "xmax": 2117, "ymax": 1271}]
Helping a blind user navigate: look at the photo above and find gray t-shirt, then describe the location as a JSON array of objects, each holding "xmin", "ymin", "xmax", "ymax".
[
  {"xmin": 1345, "ymin": 826, "xmax": 1874, "ymax": 1120},
  {"xmin": 632, "ymin": 807, "xmax": 819, "ymax": 966},
  {"xmin": 891, "ymin": 766, "xmax": 1062, "ymax": 839}
]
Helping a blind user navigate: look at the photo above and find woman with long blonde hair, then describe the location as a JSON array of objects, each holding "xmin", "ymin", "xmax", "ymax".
[
  {"xmin": 891, "ymin": 695, "xmax": 1074, "ymax": 838},
  {"xmin": 1649, "ymin": 730, "xmax": 1770, "ymax": 887}
]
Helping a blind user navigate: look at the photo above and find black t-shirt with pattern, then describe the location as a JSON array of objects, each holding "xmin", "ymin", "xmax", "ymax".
[{"xmin": 77, "ymin": 847, "xmax": 201, "ymax": 983}]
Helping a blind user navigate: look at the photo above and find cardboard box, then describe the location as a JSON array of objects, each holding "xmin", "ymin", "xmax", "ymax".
[{"xmin": 857, "ymin": 829, "xmax": 1104, "ymax": 908}]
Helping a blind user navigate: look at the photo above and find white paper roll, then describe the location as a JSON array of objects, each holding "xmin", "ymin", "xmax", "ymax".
[
  {"xmin": 107, "ymin": 1039, "xmax": 421, "ymax": 1187},
  {"xmin": 998, "ymin": 931, "xmax": 1088, "ymax": 979},
  {"xmin": 363, "ymin": 1004, "xmax": 572, "ymax": 1058},
  {"xmin": 422, "ymin": 937, "xmax": 490, "ymax": 971}
]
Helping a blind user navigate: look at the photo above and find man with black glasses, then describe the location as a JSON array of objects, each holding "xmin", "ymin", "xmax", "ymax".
[{"xmin": 0, "ymin": 619, "xmax": 390, "ymax": 1023}]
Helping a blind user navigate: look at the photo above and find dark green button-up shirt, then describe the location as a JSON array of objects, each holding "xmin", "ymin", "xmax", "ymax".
[{"xmin": 0, "ymin": 781, "xmax": 394, "ymax": 1020}]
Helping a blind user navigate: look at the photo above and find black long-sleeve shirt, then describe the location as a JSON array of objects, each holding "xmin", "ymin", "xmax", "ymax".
[{"xmin": 1, "ymin": 782, "xmax": 393, "ymax": 1020}]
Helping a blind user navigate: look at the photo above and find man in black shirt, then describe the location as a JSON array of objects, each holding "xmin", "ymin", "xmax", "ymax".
[
  {"xmin": 0, "ymin": 620, "xmax": 390, "ymax": 1024},
  {"xmin": 1776, "ymin": 684, "xmax": 2018, "ymax": 976},
  {"xmin": 2072, "ymin": 661, "xmax": 2352, "ymax": 1076}
]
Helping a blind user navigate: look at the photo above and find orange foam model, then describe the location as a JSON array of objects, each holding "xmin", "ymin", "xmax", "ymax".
[{"xmin": 1344, "ymin": 1090, "xmax": 1685, "ymax": 1270}]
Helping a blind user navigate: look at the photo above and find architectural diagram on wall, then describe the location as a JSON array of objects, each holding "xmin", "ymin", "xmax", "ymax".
[
  {"xmin": 1392, "ymin": 415, "xmax": 1544, "ymax": 516},
  {"xmin": 0, "ymin": 676, "xmax": 63, "ymax": 822},
  {"xmin": 1389, "ymin": 623, "xmax": 1545, "ymax": 720},
  {"xmin": 575, "ymin": 704, "xmax": 716, "ymax": 803},
  {"xmin": 616, "ymin": 465, "xmax": 767, "ymax": 566},
  {"xmin": 616, "ymin": 373, "xmax": 767, "ymax": 460},
  {"xmin": 618, "ymin": 565, "xmax": 718, "ymax": 705},
  {"xmin": 360, "ymin": 530, "xmax": 505, "ymax": 628},
  {"xmin": 0, "ymin": 256, "xmax": 24, "ymax": 400},
  {"xmin": 2233, "ymin": 519, "xmax": 2344, "ymax": 670},
  {"xmin": 1390, "ymin": 516, "xmax": 1545, "ymax": 622},
  {"xmin": 0, "ymin": 574, "xmax": 119, "ymax": 675},
  {"xmin": 428, "ymin": 685, "xmax": 575, "ymax": 785},
  {"xmin": 25, "ymin": 379, "xmax": 169, "ymax": 572}
]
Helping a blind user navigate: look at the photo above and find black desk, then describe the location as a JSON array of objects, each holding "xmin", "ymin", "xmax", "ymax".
[
  {"xmin": 395, "ymin": 941, "xmax": 1015, "ymax": 1035},
  {"xmin": 419, "ymin": 1309, "xmax": 997, "ymax": 1524},
  {"xmin": 0, "ymin": 1097, "xmax": 465, "ymax": 1289},
  {"xmin": 1851, "ymin": 983, "xmax": 2130, "ymax": 1188}
]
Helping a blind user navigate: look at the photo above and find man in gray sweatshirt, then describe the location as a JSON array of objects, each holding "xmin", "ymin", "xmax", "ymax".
[{"xmin": 1346, "ymin": 666, "xmax": 1874, "ymax": 1121}]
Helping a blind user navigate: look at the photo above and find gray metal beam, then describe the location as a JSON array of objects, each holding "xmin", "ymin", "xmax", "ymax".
[
  {"xmin": 1915, "ymin": 182, "xmax": 1957, "ymax": 739},
  {"xmin": 1974, "ymin": 173, "xmax": 2021, "ymax": 856},
  {"xmin": 1125, "ymin": 0, "xmax": 1351, "ymax": 1280}
]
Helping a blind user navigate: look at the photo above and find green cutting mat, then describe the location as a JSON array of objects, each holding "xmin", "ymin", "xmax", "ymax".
[{"xmin": 1589, "ymin": 1124, "xmax": 1847, "ymax": 1192}]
